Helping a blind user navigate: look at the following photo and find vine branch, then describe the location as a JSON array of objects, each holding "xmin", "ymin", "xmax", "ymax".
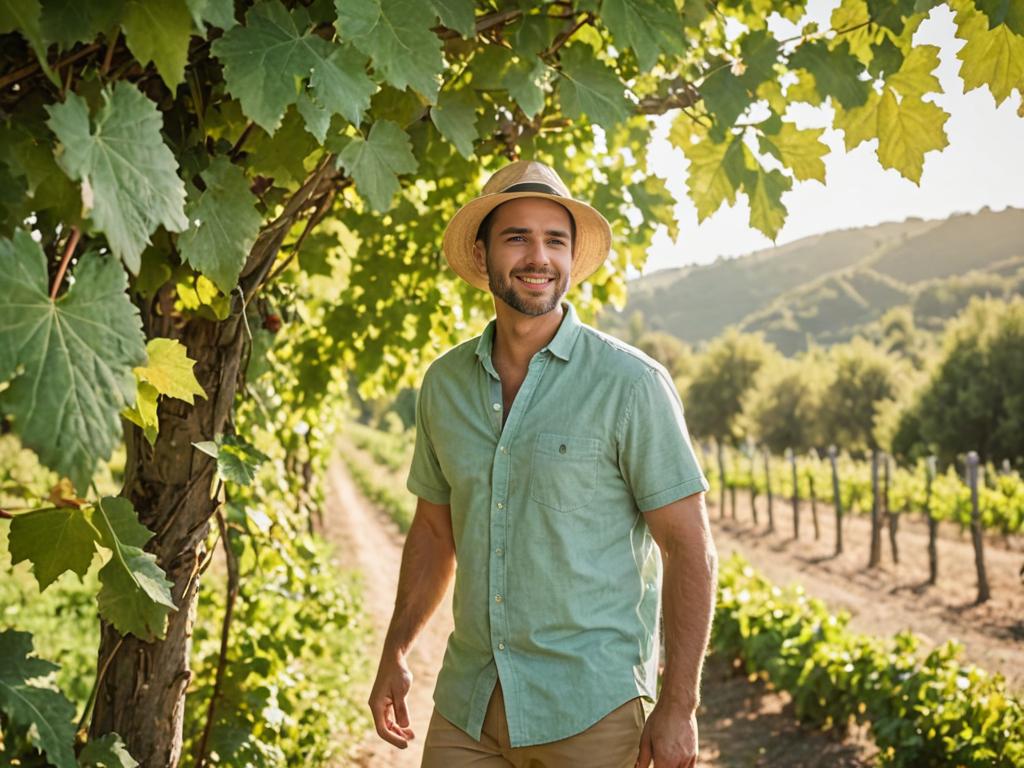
[{"xmin": 50, "ymin": 227, "xmax": 81, "ymax": 300}]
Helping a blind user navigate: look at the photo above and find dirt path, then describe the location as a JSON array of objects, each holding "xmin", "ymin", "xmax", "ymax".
[
  {"xmin": 321, "ymin": 459, "xmax": 877, "ymax": 767},
  {"xmin": 707, "ymin": 494, "xmax": 1024, "ymax": 692},
  {"xmin": 321, "ymin": 460, "xmax": 455, "ymax": 768}
]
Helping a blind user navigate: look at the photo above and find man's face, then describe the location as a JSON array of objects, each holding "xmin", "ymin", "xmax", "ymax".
[{"xmin": 474, "ymin": 197, "xmax": 573, "ymax": 317}]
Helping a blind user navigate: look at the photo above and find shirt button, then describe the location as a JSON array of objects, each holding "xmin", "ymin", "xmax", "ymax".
[
  {"xmin": 495, "ymin": 594, "xmax": 503, "ymax": 603},
  {"xmin": 495, "ymin": 547, "xmax": 504, "ymax": 556},
  {"xmin": 498, "ymin": 642, "xmax": 506, "ymax": 651},
  {"xmin": 496, "ymin": 502, "xmax": 504, "ymax": 510},
  {"xmin": 500, "ymin": 445, "xmax": 507, "ymax": 453},
  {"xmin": 492, "ymin": 403, "xmax": 501, "ymax": 411}
]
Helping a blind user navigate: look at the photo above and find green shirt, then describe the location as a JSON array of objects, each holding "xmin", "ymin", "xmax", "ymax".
[{"xmin": 407, "ymin": 301, "xmax": 708, "ymax": 747}]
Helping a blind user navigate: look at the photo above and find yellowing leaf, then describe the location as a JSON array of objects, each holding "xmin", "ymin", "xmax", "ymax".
[
  {"xmin": 121, "ymin": 380, "xmax": 160, "ymax": 446},
  {"xmin": 760, "ymin": 122, "xmax": 829, "ymax": 183},
  {"xmin": 134, "ymin": 338, "xmax": 207, "ymax": 404},
  {"xmin": 955, "ymin": 2, "xmax": 1024, "ymax": 105},
  {"xmin": 876, "ymin": 88, "xmax": 949, "ymax": 183},
  {"xmin": 679, "ymin": 135, "xmax": 746, "ymax": 222},
  {"xmin": 745, "ymin": 164, "xmax": 791, "ymax": 240},
  {"xmin": 886, "ymin": 44, "xmax": 942, "ymax": 99},
  {"xmin": 834, "ymin": 89, "xmax": 881, "ymax": 151}
]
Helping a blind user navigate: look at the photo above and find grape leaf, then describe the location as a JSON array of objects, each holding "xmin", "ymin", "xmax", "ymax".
[
  {"xmin": 335, "ymin": 120, "xmax": 418, "ymax": 212},
  {"xmin": 875, "ymin": 88, "xmax": 949, "ymax": 183},
  {"xmin": 122, "ymin": 381, "xmax": 160, "ymax": 446},
  {"xmin": 745, "ymin": 163, "xmax": 791, "ymax": 240},
  {"xmin": 336, "ymin": 0, "xmax": 444, "ymax": 102},
  {"xmin": 178, "ymin": 155, "xmax": 261, "ymax": 294},
  {"xmin": 0, "ymin": 630, "xmax": 77, "ymax": 768},
  {"xmin": 886, "ymin": 44, "xmax": 942, "ymax": 99},
  {"xmin": 430, "ymin": 89, "xmax": 479, "ymax": 158},
  {"xmin": 557, "ymin": 45, "xmax": 630, "ymax": 130},
  {"xmin": 0, "ymin": 0, "xmax": 57, "ymax": 85},
  {"xmin": 39, "ymin": 0, "xmax": 122, "ymax": 49},
  {"xmin": 428, "ymin": 0, "xmax": 475, "ymax": 38},
  {"xmin": 602, "ymin": 0, "xmax": 684, "ymax": 71},
  {"xmin": 973, "ymin": 0, "xmax": 1024, "ymax": 33},
  {"xmin": 956, "ymin": 2, "xmax": 1024, "ymax": 105},
  {"xmin": 46, "ymin": 84, "xmax": 188, "ymax": 273},
  {"xmin": 677, "ymin": 133, "xmax": 746, "ymax": 222},
  {"xmin": 133, "ymin": 337, "xmax": 207, "ymax": 404},
  {"xmin": 121, "ymin": 0, "xmax": 193, "ymax": 90},
  {"xmin": 8, "ymin": 506, "xmax": 99, "ymax": 590},
  {"xmin": 78, "ymin": 732, "xmax": 139, "ymax": 768},
  {"xmin": 93, "ymin": 497, "xmax": 176, "ymax": 641},
  {"xmin": 0, "ymin": 230, "xmax": 147, "ymax": 493},
  {"xmin": 759, "ymin": 122, "xmax": 829, "ymax": 183},
  {"xmin": 834, "ymin": 89, "xmax": 880, "ymax": 150},
  {"xmin": 211, "ymin": 0, "xmax": 322, "ymax": 133},
  {"xmin": 700, "ymin": 67, "xmax": 753, "ymax": 130},
  {"xmin": 738, "ymin": 29, "xmax": 780, "ymax": 91},
  {"xmin": 185, "ymin": 0, "xmax": 237, "ymax": 30},
  {"xmin": 503, "ymin": 57, "xmax": 550, "ymax": 119},
  {"xmin": 789, "ymin": 40, "xmax": 870, "ymax": 109},
  {"xmin": 309, "ymin": 44, "xmax": 376, "ymax": 130},
  {"xmin": 192, "ymin": 433, "xmax": 270, "ymax": 485}
]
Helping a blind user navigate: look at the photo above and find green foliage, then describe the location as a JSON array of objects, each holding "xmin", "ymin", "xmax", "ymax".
[
  {"xmin": 0, "ymin": 629, "xmax": 78, "ymax": 768},
  {"xmin": 715, "ymin": 554, "xmax": 1024, "ymax": 767},
  {"xmin": 0, "ymin": 230, "xmax": 146, "ymax": 493},
  {"xmin": 817, "ymin": 337, "xmax": 904, "ymax": 453},
  {"xmin": 684, "ymin": 330, "xmax": 778, "ymax": 443},
  {"xmin": 910, "ymin": 297, "xmax": 1024, "ymax": 466},
  {"xmin": 742, "ymin": 353, "xmax": 824, "ymax": 453}
]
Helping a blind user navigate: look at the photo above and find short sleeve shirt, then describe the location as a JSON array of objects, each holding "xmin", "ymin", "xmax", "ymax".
[{"xmin": 407, "ymin": 301, "xmax": 709, "ymax": 747}]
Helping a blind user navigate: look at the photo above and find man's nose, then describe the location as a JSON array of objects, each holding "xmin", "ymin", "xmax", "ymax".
[{"xmin": 523, "ymin": 239, "xmax": 552, "ymax": 267}]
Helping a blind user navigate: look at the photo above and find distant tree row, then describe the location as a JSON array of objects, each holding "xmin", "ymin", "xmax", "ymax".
[{"xmin": 632, "ymin": 297, "xmax": 1024, "ymax": 470}]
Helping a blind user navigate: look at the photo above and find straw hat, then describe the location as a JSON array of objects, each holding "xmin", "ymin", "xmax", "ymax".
[{"xmin": 442, "ymin": 160, "xmax": 612, "ymax": 291}]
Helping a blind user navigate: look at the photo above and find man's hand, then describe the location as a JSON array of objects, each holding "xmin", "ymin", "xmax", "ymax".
[
  {"xmin": 368, "ymin": 652, "xmax": 416, "ymax": 749},
  {"xmin": 635, "ymin": 700, "xmax": 698, "ymax": 768}
]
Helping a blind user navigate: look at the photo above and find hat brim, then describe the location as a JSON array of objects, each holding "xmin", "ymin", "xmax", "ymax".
[{"xmin": 442, "ymin": 191, "xmax": 612, "ymax": 291}]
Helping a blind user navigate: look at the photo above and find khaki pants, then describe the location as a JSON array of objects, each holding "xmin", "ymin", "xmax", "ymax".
[{"xmin": 421, "ymin": 681, "xmax": 645, "ymax": 768}]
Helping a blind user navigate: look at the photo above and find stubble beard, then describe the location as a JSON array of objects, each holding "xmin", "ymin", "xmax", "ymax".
[{"xmin": 486, "ymin": 259, "xmax": 569, "ymax": 317}]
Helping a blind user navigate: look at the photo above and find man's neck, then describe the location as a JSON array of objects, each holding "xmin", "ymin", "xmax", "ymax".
[{"xmin": 491, "ymin": 301, "xmax": 565, "ymax": 371}]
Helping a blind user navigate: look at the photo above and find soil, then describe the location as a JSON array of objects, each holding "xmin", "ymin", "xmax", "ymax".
[
  {"xmin": 320, "ymin": 459, "xmax": 881, "ymax": 767},
  {"xmin": 708, "ymin": 492, "xmax": 1024, "ymax": 693}
]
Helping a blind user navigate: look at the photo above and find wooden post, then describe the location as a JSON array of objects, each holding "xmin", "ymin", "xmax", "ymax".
[
  {"xmin": 828, "ymin": 445, "xmax": 843, "ymax": 556},
  {"xmin": 884, "ymin": 453, "xmax": 899, "ymax": 564},
  {"xmin": 749, "ymin": 442, "xmax": 759, "ymax": 525},
  {"xmin": 728, "ymin": 444, "xmax": 737, "ymax": 520},
  {"xmin": 716, "ymin": 440, "xmax": 726, "ymax": 520},
  {"xmin": 764, "ymin": 447, "xmax": 774, "ymax": 533},
  {"xmin": 869, "ymin": 449, "xmax": 882, "ymax": 568},
  {"xmin": 926, "ymin": 456, "xmax": 938, "ymax": 585},
  {"xmin": 808, "ymin": 454, "xmax": 820, "ymax": 541},
  {"xmin": 787, "ymin": 448, "xmax": 799, "ymax": 540},
  {"xmin": 967, "ymin": 451, "xmax": 991, "ymax": 603}
]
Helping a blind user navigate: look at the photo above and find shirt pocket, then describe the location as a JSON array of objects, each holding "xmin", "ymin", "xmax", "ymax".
[{"xmin": 529, "ymin": 432, "xmax": 601, "ymax": 512}]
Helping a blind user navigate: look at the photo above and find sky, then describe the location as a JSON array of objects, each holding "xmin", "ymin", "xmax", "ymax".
[{"xmin": 638, "ymin": 0, "xmax": 1024, "ymax": 276}]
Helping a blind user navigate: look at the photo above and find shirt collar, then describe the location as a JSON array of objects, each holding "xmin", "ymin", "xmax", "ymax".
[{"xmin": 475, "ymin": 301, "xmax": 582, "ymax": 371}]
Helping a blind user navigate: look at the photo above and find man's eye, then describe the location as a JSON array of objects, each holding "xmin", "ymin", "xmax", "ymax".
[{"xmin": 548, "ymin": 239, "xmax": 566, "ymax": 246}]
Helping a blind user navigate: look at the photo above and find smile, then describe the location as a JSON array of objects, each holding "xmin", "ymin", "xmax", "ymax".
[{"xmin": 517, "ymin": 276, "xmax": 554, "ymax": 285}]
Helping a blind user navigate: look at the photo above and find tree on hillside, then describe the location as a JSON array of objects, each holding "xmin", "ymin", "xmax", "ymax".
[
  {"xmin": 2, "ymin": 0, "xmax": 1023, "ymax": 764},
  {"xmin": 636, "ymin": 330, "xmax": 693, "ymax": 380},
  {"xmin": 906, "ymin": 297, "xmax": 1024, "ymax": 466},
  {"xmin": 742, "ymin": 351, "xmax": 824, "ymax": 453},
  {"xmin": 685, "ymin": 330, "xmax": 778, "ymax": 444},
  {"xmin": 817, "ymin": 337, "xmax": 904, "ymax": 454}
]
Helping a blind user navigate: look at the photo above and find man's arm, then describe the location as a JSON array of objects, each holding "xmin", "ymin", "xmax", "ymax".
[
  {"xmin": 368, "ymin": 496, "xmax": 455, "ymax": 749},
  {"xmin": 636, "ymin": 490, "xmax": 718, "ymax": 768}
]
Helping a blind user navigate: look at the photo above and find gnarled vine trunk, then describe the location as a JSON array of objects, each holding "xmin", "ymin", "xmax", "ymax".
[{"xmin": 88, "ymin": 290, "xmax": 247, "ymax": 767}]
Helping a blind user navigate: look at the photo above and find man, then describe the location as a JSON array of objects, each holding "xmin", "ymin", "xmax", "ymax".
[{"xmin": 368, "ymin": 160, "xmax": 718, "ymax": 768}]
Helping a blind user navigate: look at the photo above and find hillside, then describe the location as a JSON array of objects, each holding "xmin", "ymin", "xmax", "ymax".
[{"xmin": 606, "ymin": 207, "xmax": 1024, "ymax": 354}]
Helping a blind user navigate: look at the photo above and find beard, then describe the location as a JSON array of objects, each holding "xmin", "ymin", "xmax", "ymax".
[{"xmin": 486, "ymin": 261, "xmax": 569, "ymax": 317}]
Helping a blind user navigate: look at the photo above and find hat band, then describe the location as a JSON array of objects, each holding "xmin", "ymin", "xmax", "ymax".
[{"xmin": 501, "ymin": 181, "xmax": 561, "ymax": 196}]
